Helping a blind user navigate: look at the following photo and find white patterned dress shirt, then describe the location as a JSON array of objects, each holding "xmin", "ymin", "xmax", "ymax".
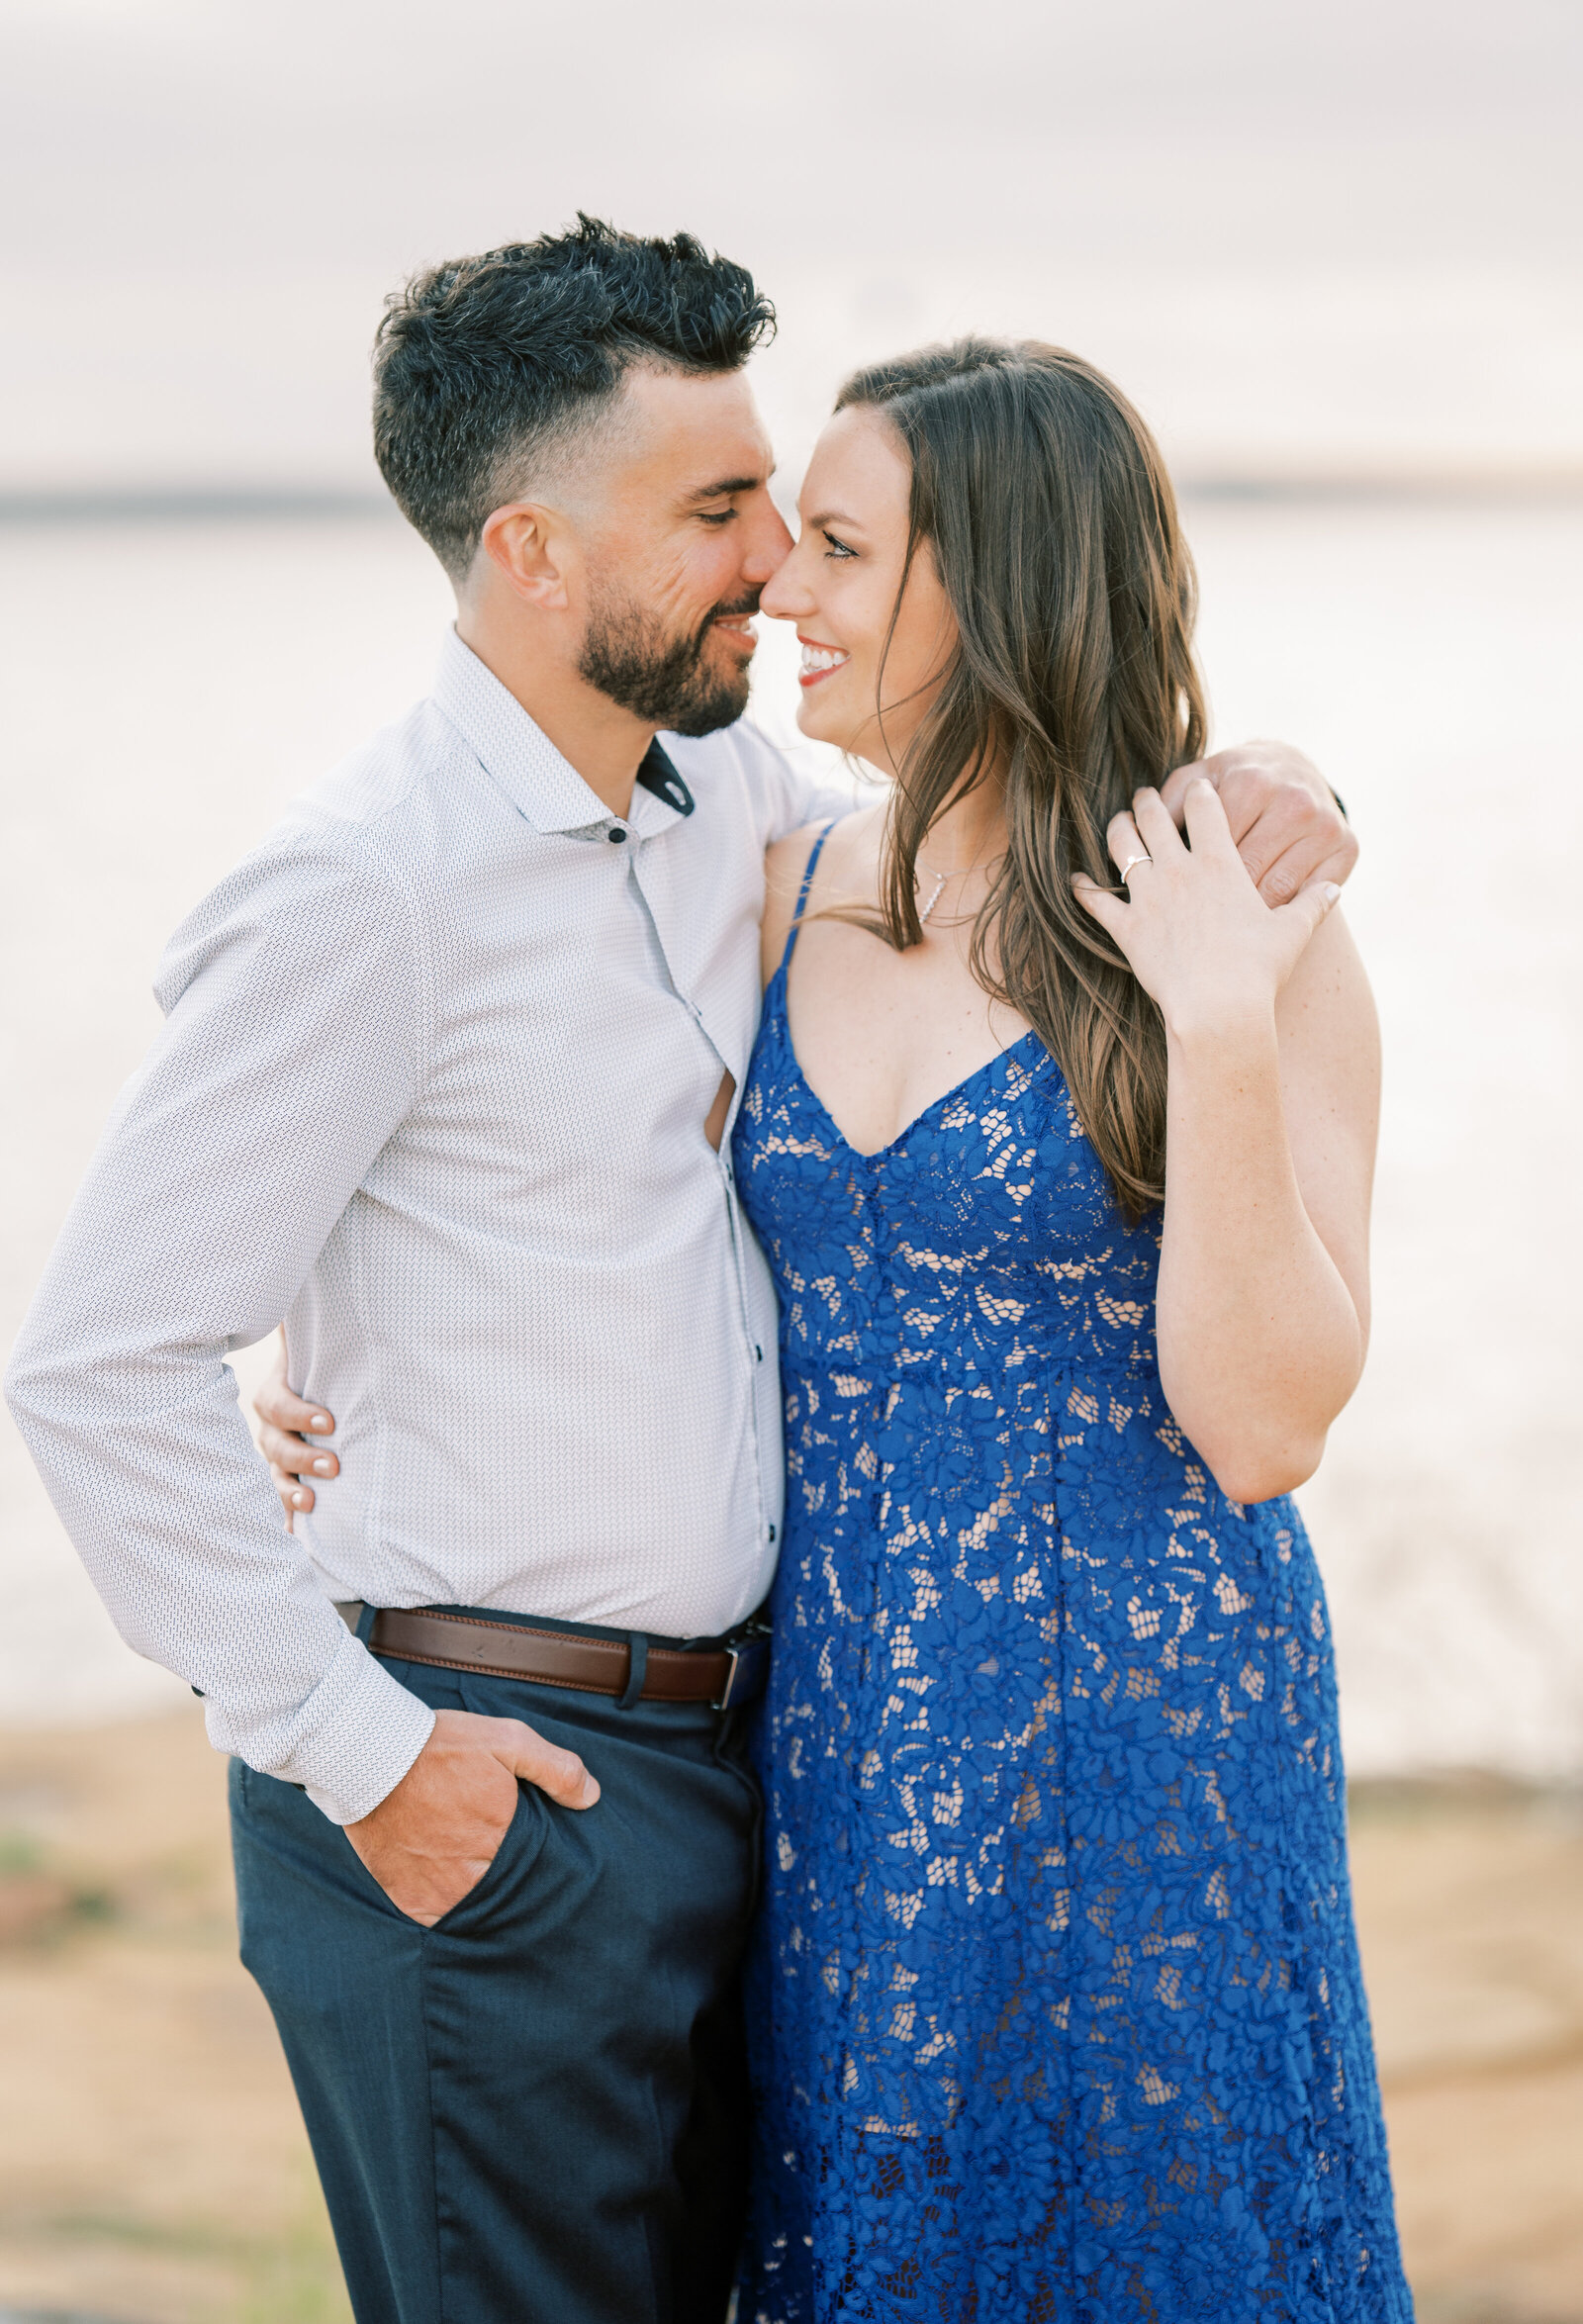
[{"xmin": 5, "ymin": 631, "xmax": 844, "ymax": 1825}]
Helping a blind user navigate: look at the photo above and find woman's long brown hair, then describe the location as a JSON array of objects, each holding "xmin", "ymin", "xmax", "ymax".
[{"xmin": 834, "ymin": 338, "xmax": 1206, "ymax": 1220}]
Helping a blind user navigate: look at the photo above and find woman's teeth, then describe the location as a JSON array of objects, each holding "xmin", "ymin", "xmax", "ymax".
[{"xmin": 799, "ymin": 644, "xmax": 850, "ymax": 678}]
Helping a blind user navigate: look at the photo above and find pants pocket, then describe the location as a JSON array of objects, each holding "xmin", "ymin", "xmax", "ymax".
[{"xmin": 423, "ymin": 1779, "xmax": 550, "ymax": 1935}]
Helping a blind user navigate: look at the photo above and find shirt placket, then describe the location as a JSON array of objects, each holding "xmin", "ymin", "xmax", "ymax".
[{"xmin": 623, "ymin": 825, "xmax": 777, "ymax": 1565}]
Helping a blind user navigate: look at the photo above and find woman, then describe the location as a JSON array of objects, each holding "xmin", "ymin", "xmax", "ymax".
[{"xmin": 730, "ymin": 339, "xmax": 1405, "ymax": 2319}]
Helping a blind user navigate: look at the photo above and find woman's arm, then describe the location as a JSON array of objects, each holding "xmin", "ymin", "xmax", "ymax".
[
  {"xmin": 1155, "ymin": 909, "xmax": 1377, "ymax": 1501},
  {"xmin": 1075, "ymin": 781, "xmax": 1379, "ymax": 1504}
]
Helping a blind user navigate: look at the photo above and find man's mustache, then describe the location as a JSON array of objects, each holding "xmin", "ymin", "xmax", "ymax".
[{"xmin": 681, "ymin": 591, "xmax": 761, "ymax": 666}]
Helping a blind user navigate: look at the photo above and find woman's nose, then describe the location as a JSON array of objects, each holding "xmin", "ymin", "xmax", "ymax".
[
  {"xmin": 741, "ymin": 503, "xmax": 794, "ymax": 588},
  {"xmin": 759, "ymin": 541, "xmax": 813, "ymax": 620}
]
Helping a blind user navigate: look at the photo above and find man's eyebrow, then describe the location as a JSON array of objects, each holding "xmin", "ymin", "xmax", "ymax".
[{"xmin": 682, "ymin": 473, "xmax": 771, "ymax": 507}]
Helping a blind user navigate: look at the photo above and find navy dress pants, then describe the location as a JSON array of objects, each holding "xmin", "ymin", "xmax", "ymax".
[{"xmin": 230, "ymin": 1645, "xmax": 761, "ymax": 2324}]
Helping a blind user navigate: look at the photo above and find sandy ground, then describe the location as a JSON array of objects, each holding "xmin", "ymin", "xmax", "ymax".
[{"xmin": 0, "ymin": 1712, "xmax": 1576, "ymax": 2324}]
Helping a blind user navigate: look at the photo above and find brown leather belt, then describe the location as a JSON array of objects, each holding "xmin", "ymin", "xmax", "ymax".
[{"xmin": 335, "ymin": 1603, "xmax": 769, "ymax": 1712}]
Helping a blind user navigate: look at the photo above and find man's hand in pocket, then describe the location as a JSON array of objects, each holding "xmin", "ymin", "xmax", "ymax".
[{"xmin": 346, "ymin": 1710, "xmax": 601, "ymax": 1925}]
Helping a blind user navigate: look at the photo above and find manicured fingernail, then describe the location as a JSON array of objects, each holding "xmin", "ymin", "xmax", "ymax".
[
  {"xmin": 311, "ymin": 1415, "xmax": 331, "ymax": 1432},
  {"xmin": 312, "ymin": 1456, "xmax": 333, "ymax": 1475},
  {"xmin": 1321, "ymin": 882, "xmax": 1341, "ymax": 903},
  {"xmin": 292, "ymin": 1491, "xmax": 307, "ymax": 1509}
]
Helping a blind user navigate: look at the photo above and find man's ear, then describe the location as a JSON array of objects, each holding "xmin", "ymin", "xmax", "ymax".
[{"xmin": 480, "ymin": 502, "xmax": 576, "ymax": 610}]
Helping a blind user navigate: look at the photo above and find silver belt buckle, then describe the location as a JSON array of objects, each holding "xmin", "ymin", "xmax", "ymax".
[{"xmin": 712, "ymin": 1645, "xmax": 743, "ymax": 1712}]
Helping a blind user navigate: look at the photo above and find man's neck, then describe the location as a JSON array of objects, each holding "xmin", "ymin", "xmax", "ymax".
[{"xmin": 455, "ymin": 609, "xmax": 655, "ymax": 820}]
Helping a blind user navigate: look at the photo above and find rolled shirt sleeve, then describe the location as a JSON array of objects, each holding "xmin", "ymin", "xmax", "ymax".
[{"xmin": 4, "ymin": 823, "xmax": 438, "ymax": 1824}]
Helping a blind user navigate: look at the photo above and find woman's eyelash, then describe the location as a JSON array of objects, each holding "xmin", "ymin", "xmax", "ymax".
[{"xmin": 822, "ymin": 530, "xmax": 856, "ymax": 560}]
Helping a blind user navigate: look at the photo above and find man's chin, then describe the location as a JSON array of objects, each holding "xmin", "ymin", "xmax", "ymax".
[{"xmin": 662, "ymin": 674, "xmax": 752, "ymax": 739}]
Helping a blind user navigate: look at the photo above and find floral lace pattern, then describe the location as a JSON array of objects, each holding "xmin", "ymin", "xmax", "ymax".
[{"xmin": 729, "ymin": 870, "xmax": 1411, "ymax": 2322}]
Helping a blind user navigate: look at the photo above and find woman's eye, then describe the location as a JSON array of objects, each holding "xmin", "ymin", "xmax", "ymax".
[{"xmin": 822, "ymin": 530, "xmax": 856, "ymax": 560}]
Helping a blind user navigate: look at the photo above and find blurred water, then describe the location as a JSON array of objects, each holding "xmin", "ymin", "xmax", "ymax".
[{"xmin": 1, "ymin": 496, "xmax": 1578, "ymax": 1772}]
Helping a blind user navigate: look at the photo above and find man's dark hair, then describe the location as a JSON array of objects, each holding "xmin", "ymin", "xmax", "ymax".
[{"xmin": 372, "ymin": 215, "xmax": 776, "ymax": 577}]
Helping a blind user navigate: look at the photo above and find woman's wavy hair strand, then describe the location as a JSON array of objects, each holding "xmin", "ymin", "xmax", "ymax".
[{"xmin": 834, "ymin": 337, "xmax": 1206, "ymax": 1220}]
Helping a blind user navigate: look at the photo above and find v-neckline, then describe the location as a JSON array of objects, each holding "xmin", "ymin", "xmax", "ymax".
[{"xmin": 767, "ymin": 961, "xmax": 1045, "ymax": 1164}]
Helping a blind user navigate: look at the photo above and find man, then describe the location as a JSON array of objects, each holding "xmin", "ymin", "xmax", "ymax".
[{"xmin": 5, "ymin": 218, "xmax": 1357, "ymax": 2324}]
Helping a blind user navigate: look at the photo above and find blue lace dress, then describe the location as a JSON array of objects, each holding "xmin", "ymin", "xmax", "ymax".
[{"xmin": 729, "ymin": 828, "xmax": 1411, "ymax": 2323}]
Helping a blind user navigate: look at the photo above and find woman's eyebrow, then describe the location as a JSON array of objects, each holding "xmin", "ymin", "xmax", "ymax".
[{"xmin": 804, "ymin": 508, "xmax": 865, "ymax": 532}]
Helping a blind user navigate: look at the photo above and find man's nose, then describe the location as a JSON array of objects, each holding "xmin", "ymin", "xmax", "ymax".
[{"xmin": 741, "ymin": 503, "xmax": 794, "ymax": 585}]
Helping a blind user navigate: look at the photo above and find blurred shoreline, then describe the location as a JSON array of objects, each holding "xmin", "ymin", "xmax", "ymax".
[{"xmin": 5, "ymin": 465, "xmax": 1583, "ymax": 523}]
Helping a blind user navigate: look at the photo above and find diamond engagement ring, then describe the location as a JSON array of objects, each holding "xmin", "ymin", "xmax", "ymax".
[{"xmin": 1119, "ymin": 854, "xmax": 1151, "ymax": 883}]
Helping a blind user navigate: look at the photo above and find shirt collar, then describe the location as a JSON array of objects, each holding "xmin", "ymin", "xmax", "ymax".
[
  {"xmin": 430, "ymin": 630, "xmax": 695, "ymax": 837},
  {"xmin": 634, "ymin": 738, "xmax": 696, "ymax": 819}
]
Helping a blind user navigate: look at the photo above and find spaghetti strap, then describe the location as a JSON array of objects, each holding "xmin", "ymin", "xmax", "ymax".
[{"xmin": 780, "ymin": 821, "xmax": 838, "ymax": 976}]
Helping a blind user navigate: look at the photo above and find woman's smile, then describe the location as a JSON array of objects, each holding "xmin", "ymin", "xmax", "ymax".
[{"xmin": 796, "ymin": 636, "xmax": 851, "ymax": 689}]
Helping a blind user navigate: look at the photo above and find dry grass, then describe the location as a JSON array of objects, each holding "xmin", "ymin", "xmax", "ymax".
[{"xmin": 0, "ymin": 1710, "xmax": 1576, "ymax": 2322}]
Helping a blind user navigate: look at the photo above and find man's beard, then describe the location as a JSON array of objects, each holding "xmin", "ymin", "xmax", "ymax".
[{"xmin": 577, "ymin": 584, "xmax": 756, "ymax": 737}]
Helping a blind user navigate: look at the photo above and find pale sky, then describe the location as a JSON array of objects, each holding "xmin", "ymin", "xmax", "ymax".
[{"xmin": 0, "ymin": 0, "xmax": 1577, "ymax": 488}]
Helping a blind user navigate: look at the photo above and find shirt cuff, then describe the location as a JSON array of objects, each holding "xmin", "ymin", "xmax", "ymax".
[{"xmin": 224, "ymin": 1625, "xmax": 436, "ymax": 1826}]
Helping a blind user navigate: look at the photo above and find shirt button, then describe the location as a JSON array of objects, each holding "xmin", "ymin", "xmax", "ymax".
[{"xmin": 607, "ymin": 825, "xmax": 628, "ymax": 844}]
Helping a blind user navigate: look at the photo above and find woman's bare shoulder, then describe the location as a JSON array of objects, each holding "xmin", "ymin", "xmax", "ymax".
[
  {"xmin": 764, "ymin": 820, "xmax": 829, "ymax": 892},
  {"xmin": 759, "ymin": 806, "xmax": 885, "ymax": 986},
  {"xmin": 760, "ymin": 823, "xmax": 830, "ymax": 988}
]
